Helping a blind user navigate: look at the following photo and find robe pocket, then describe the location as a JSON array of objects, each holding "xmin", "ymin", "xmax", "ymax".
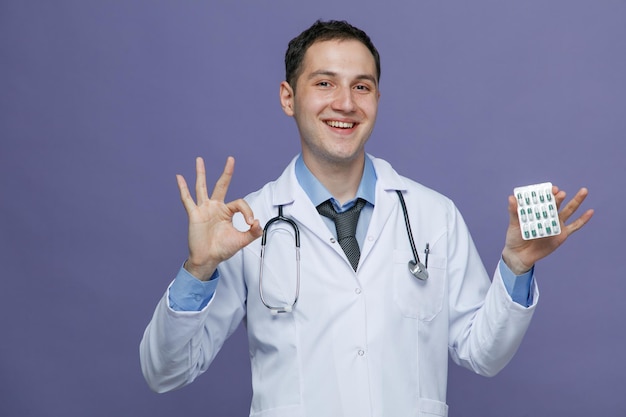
[
  {"xmin": 418, "ymin": 398, "xmax": 449, "ymax": 417},
  {"xmin": 392, "ymin": 249, "xmax": 446, "ymax": 321}
]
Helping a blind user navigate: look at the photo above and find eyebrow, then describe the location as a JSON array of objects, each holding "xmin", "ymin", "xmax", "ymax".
[{"xmin": 307, "ymin": 70, "xmax": 378, "ymax": 85}]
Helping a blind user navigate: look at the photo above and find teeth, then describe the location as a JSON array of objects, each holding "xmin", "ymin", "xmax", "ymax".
[{"xmin": 326, "ymin": 120, "xmax": 354, "ymax": 129}]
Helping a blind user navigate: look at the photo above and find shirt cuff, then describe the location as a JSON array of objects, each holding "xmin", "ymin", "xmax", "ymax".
[
  {"xmin": 499, "ymin": 259, "xmax": 534, "ymax": 307},
  {"xmin": 168, "ymin": 265, "xmax": 219, "ymax": 311}
]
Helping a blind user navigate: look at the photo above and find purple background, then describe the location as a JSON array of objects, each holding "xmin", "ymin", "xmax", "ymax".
[{"xmin": 1, "ymin": 1, "xmax": 624, "ymax": 416}]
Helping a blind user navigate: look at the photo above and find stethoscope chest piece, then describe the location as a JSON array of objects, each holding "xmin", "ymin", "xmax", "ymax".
[{"xmin": 408, "ymin": 260, "xmax": 429, "ymax": 281}]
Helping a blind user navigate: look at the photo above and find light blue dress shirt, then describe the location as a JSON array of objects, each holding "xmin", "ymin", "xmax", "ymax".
[{"xmin": 169, "ymin": 155, "xmax": 533, "ymax": 310}]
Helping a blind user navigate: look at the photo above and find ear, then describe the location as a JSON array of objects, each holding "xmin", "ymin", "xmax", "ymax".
[{"xmin": 279, "ymin": 81, "xmax": 295, "ymax": 117}]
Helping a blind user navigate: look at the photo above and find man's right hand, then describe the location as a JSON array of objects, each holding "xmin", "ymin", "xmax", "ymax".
[{"xmin": 176, "ymin": 156, "xmax": 262, "ymax": 281}]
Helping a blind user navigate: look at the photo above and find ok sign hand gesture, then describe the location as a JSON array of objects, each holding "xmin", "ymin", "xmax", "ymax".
[{"xmin": 176, "ymin": 157, "xmax": 262, "ymax": 281}]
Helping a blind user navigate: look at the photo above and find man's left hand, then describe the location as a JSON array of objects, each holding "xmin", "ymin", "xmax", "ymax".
[{"xmin": 502, "ymin": 186, "xmax": 594, "ymax": 275}]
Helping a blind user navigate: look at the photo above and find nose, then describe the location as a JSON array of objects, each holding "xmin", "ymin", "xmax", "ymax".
[{"xmin": 331, "ymin": 86, "xmax": 357, "ymax": 113}]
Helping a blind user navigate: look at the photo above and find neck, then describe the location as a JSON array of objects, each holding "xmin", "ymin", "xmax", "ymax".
[{"xmin": 302, "ymin": 153, "xmax": 365, "ymax": 205}]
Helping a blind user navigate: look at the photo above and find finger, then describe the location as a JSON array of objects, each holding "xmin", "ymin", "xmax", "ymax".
[
  {"xmin": 176, "ymin": 174, "xmax": 197, "ymax": 213},
  {"xmin": 564, "ymin": 208, "xmax": 594, "ymax": 236},
  {"xmin": 225, "ymin": 200, "xmax": 263, "ymax": 245},
  {"xmin": 210, "ymin": 156, "xmax": 235, "ymax": 202},
  {"xmin": 554, "ymin": 190, "xmax": 567, "ymax": 210},
  {"xmin": 195, "ymin": 157, "xmax": 209, "ymax": 205},
  {"xmin": 226, "ymin": 198, "xmax": 257, "ymax": 226},
  {"xmin": 250, "ymin": 219, "xmax": 263, "ymax": 238},
  {"xmin": 558, "ymin": 187, "xmax": 589, "ymax": 223},
  {"xmin": 241, "ymin": 219, "xmax": 264, "ymax": 245}
]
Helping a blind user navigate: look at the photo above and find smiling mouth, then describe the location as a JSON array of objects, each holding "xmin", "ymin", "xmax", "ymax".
[{"xmin": 326, "ymin": 120, "xmax": 355, "ymax": 129}]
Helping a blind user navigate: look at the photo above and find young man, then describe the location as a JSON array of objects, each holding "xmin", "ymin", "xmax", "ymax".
[{"xmin": 140, "ymin": 20, "xmax": 593, "ymax": 416}]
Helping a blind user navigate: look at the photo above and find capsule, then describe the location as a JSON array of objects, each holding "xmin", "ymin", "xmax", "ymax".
[
  {"xmin": 531, "ymin": 225, "xmax": 537, "ymax": 238},
  {"xmin": 531, "ymin": 191, "xmax": 538, "ymax": 204},
  {"xmin": 539, "ymin": 192, "xmax": 545, "ymax": 203},
  {"xmin": 520, "ymin": 208, "xmax": 527, "ymax": 222},
  {"xmin": 546, "ymin": 189, "xmax": 552, "ymax": 201},
  {"xmin": 524, "ymin": 192, "xmax": 530, "ymax": 205},
  {"xmin": 517, "ymin": 193, "xmax": 524, "ymax": 206},
  {"xmin": 545, "ymin": 220, "xmax": 552, "ymax": 235},
  {"xmin": 549, "ymin": 204, "xmax": 556, "ymax": 217},
  {"xmin": 535, "ymin": 209, "xmax": 541, "ymax": 220},
  {"xmin": 542, "ymin": 205, "xmax": 548, "ymax": 219},
  {"xmin": 552, "ymin": 220, "xmax": 560, "ymax": 234},
  {"xmin": 537, "ymin": 223, "xmax": 544, "ymax": 236},
  {"xmin": 523, "ymin": 224, "xmax": 530, "ymax": 239}
]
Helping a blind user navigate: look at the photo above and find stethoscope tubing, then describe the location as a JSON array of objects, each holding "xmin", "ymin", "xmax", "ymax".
[
  {"xmin": 396, "ymin": 190, "xmax": 420, "ymax": 266},
  {"xmin": 259, "ymin": 205, "xmax": 301, "ymax": 314},
  {"xmin": 259, "ymin": 189, "xmax": 428, "ymax": 313}
]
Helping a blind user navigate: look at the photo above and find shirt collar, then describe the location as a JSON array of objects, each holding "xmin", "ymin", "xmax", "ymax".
[{"xmin": 295, "ymin": 154, "xmax": 377, "ymax": 211}]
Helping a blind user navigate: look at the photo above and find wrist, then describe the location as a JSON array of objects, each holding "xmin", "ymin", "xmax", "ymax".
[
  {"xmin": 501, "ymin": 249, "xmax": 533, "ymax": 276},
  {"xmin": 183, "ymin": 259, "xmax": 218, "ymax": 281}
]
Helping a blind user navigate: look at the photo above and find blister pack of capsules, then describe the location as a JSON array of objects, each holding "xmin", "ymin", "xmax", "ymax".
[{"xmin": 514, "ymin": 182, "xmax": 561, "ymax": 240}]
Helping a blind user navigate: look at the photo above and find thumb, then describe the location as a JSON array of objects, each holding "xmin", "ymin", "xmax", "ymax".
[{"xmin": 507, "ymin": 195, "xmax": 519, "ymax": 226}]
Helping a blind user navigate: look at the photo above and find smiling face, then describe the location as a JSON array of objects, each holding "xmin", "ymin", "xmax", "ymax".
[{"xmin": 280, "ymin": 39, "xmax": 380, "ymax": 172}]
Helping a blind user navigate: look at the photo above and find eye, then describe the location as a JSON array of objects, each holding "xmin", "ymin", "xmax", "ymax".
[
  {"xmin": 316, "ymin": 81, "xmax": 331, "ymax": 87},
  {"xmin": 354, "ymin": 83, "xmax": 373, "ymax": 92}
]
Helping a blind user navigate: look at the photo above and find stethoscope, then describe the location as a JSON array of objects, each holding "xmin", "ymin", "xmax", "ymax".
[{"xmin": 259, "ymin": 190, "xmax": 429, "ymax": 314}]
